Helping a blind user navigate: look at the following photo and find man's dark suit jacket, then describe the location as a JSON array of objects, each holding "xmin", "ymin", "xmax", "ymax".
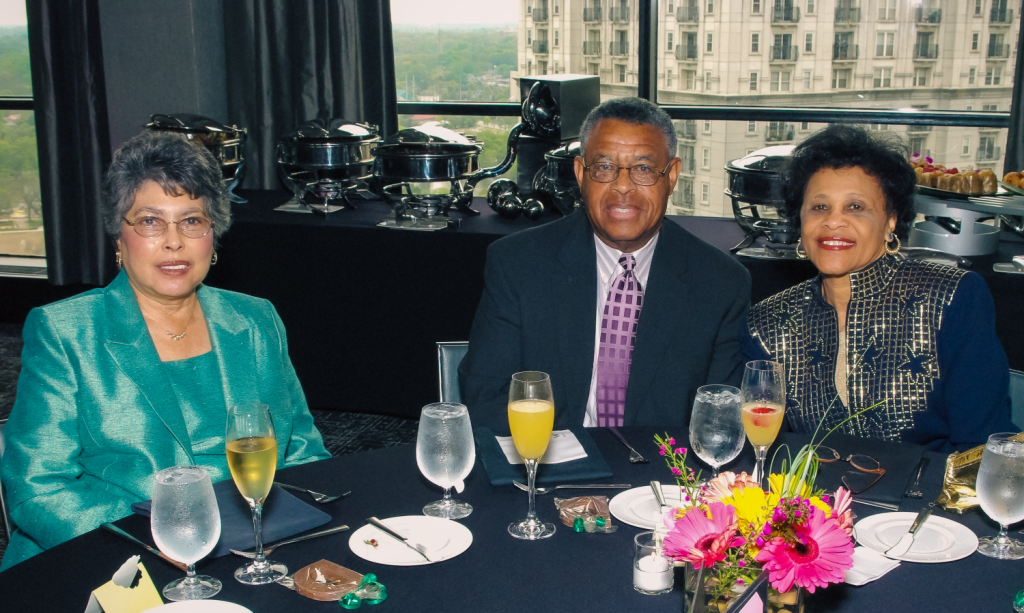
[{"xmin": 459, "ymin": 210, "xmax": 752, "ymax": 435}]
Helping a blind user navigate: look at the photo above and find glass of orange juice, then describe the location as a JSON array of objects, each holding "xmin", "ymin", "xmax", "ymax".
[
  {"xmin": 508, "ymin": 371, "xmax": 556, "ymax": 540},
  {"xmin": 740, "ymin": 360, "xmax": 786, "ymax": 487}
]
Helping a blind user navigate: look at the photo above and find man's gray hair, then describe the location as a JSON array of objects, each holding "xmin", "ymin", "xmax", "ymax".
[
  {"xmin": 578, "ymin": 97, "xmax": 677, "ymax": 159},
  {"xmin": 103, "ymin": 131, "xmax": 232, "ymax": 244}
]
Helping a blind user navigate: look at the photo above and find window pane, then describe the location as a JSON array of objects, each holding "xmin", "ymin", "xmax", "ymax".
[
  {"xmin": 0, "ymin": 5, "xmax": 31, "ymax": 96},
  {"xmin": 0, "ymin": 109, "xmax": 44, "ymax": 256}
]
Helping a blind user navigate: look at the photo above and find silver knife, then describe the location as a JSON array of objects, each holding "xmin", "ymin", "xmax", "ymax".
[
  {"xmin": 884, "ymin": 508, "xmax": 932, "ymax": 558},
  {"xmin": 367, "ymin": 517, "xmax": 434, "ymax": 562},
  {"xmin": 229, "ymin": 524, "xmax": 350, "ymax": 558}
]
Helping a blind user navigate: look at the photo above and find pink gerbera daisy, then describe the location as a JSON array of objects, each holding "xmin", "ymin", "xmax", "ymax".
[
  {"xmin": 831, "ymin": 487, "xmax": 854, "ymax": 536},
  {"xmin": 703, "ymin": 471, "xmax": 760, "ymax": 503},
  {"xmin": 664, "ymin": 502, "xmax": 746, "ymax": 568},
  {"xmin": 755, "ymin": 507, "xmax": 854, "ymax": 593}
]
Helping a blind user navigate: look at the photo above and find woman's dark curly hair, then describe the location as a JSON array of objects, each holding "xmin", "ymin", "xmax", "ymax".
[{"xmin": 781, "ymin": 124, "xmax": 917, "ymax": 239}]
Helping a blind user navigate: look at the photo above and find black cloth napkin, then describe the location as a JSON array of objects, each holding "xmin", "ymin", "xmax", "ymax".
[
  {"xmin": 132, "ymin": 479, "xmax": 331, "ymax": 558},
  {"xmin": 775, "ymin": 432, "xmax": 925, "ymax": 508},
  {"xmin": 474, "ymin": 426, "xmax": 613, "ymax": 486}
]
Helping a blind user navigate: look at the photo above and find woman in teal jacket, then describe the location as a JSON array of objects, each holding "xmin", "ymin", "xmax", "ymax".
[{"xmin": 0, "ymin": 132, "xmax": 330, "ymax": 570}]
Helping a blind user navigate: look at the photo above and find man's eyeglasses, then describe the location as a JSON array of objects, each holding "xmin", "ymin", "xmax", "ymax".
[
  {"xmin": 579, "ymin": 160, "xmax": 671, "ymax": 186},
  {"xmin": 817, "ymin": 446, "xmax": 886, "ymax": 494},
  {"xmin": 123, "ymin": 216, "xmax": 214, "ymax": 239}
]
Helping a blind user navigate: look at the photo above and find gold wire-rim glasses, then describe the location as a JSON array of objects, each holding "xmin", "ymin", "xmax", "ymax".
[
  {"xmin": 123, "ymin": 216, "xmax": 214, "ymax": 239},
  {"xmin": 817, "ymin": 446, "xmax": 886, "ymax": 494}
]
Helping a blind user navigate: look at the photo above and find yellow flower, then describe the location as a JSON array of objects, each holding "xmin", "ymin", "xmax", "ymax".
[
  {"xmin": 768, "ymin": 474, "xmax": 813, "ymax": 499},
  {"xmin": 808, "ymin": 496, "xmax": 833, "ymax": 518},
  {"xmin": 721, "ymin": 487, "xmax": 779, "ymax": 537}
]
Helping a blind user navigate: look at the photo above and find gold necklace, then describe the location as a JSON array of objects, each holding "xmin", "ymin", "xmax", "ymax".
[{"xmin": 141, "ymin": 299, "xmax": 198, "ymax": 341}]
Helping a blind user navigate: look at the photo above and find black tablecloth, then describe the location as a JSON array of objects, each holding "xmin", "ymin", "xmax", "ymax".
[{"xmin": 1, "ymin": 428, "xmax": 1020, "ymax": 612}]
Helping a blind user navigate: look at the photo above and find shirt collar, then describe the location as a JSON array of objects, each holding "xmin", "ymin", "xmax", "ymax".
[{"xmin": 593, "ymin": 231, "xmax": 660, "ymax": 288}]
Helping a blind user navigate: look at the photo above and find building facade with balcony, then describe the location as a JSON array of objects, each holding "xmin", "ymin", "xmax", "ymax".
[{"xmin": 517, "ymin": 0, "xmax": 1018, "ymax": 216}]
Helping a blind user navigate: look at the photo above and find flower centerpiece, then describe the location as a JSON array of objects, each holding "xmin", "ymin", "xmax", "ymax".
[{"xmin": 653, "ymin": 403, "xmax": 880, "ymax": 612}]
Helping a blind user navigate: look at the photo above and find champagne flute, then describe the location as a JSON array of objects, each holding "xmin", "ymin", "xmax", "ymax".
[
  {"xmin": 507, "ymin": 371, "xmax": 556, "ymax": 540},
  {"xmin": 151, "ymin": 466, "xmax": 222, "ymax": 601},
  {"xmin": 226, "ymin": 401, "xmax": 286, "ymax": 584},
  {"xmin": 740, "ymin": 360, "xmax": 786, "ymax": 486},
  {"xmin": 416, "ymin": 402, "xmax": 476, "ymax": 519},
  {"xmin": 976, "ymin": 432, "xmax": 1024, "ymax": 559},
  {"xmin": 688, "ymin": 384, "xmax": 745, "ymax": 479}
]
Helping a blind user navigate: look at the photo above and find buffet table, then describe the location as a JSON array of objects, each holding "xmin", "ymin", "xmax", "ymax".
[
  {"xmin": 0, "ymin": 428, "xmax": 1019, "ymax": 612},
  {"xmin": 202, "ymin": 191, "xmax": 1024, "ymax": 419}
]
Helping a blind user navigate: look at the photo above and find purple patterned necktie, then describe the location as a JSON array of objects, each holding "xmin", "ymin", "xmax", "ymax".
[{"xmin": 595, "ymin": 255, "xmax": 644, "ymax": 427}]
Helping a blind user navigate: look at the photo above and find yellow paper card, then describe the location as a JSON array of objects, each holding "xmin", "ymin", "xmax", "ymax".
[{"xmin": 92, "ymin": 562, "xmax": 163, "ymax": 613}]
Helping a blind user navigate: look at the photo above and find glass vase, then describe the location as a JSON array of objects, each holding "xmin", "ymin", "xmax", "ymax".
[{"xmin": 682, "ymin": 562, "xmax": 805, "ymax": 613}]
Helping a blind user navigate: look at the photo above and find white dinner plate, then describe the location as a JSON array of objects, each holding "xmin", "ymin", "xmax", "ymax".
[
  {"xmin": 144, "ymin": 601, "xmax": 252, "ymax": 612},
  {"xmin": 609, "ymin": 485, "xmax": 689, "ymax": 529},
  {"xmin": 854, "ymin": 512, "xmax": 978, "ymax": 563},
  {"xmin": 348, "ymin": 515, "xmax": 473, "ymax": 566}
]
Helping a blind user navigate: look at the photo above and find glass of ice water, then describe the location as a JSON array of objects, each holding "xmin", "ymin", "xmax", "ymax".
[
  {"xmin": 416, "ymin": 402, "xmax": 476, "ymax": 519},
  {"xmin": 151, "ymin": 466, "xmax": 222, "ymax": 601},
  {"xmin": 977, "ymin": 432, "xmax": 1024, "ymax": 559},
  {"xmin": 688, "ymin": 384, "xmax": 744, "ymax": 479}
]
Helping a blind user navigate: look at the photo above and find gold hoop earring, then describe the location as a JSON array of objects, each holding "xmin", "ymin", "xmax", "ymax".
[
  {"xmin": 885, "ymin": 233, "xmax": 901, "ymax": 256},
  {"xmin": 211, "ymin": 251, "xmax": 218, "ymax": 266},
  {"xmin": 115, "ymin": 252, "xmax": 122, "ymax": 269},
  {"xmin": 795, "ymin": 238, "xmax": 808, "ymax": 260}
]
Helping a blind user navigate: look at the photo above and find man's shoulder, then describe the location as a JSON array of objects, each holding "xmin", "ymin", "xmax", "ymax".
[
  {"xmin": 659, "ymin": 220, "xmax": 749, "ymax": 280},
  {"xmin": 487, "ymin": 211, "xmax": 588, "ymax": 259}
]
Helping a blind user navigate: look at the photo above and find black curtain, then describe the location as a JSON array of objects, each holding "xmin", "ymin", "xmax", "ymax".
[
  {"xmin": 26, "ymin": 0, "xmax": 113, "ymax": 286},
  {"xmin": 223, "ymin": 0, "xmax": 399, "ymax": 190},
  {"xmin": 1004, "ymin": 22, "xmax": 1024, "ymax": 176}
]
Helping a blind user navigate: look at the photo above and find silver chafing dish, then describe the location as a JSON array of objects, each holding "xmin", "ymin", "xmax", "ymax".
[
  {"xmin": 724, "ymin": 145, "xmax": 800, "ymax": 258},
  {"xmin": 148, "ymin": 113, "xmax": 248, "ymax": 202},
  {"xmin": 276, "ymin": 118, "xmax": 380, "ymax": 213}
]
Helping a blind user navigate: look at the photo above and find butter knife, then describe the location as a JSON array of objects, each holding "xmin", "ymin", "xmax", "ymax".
[
  {"xmin": 367, "ymin": 517, "xmax": 434, "ymax": 563},
  {"xmin": 101, "ymin": 523, "xmax": 187, "ymax": 571},
  {"xmin": 884, "ymin": 508, "xmax": 932, "ymax": 558}
]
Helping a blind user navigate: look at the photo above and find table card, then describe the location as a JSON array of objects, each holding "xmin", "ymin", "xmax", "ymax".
[
  {"xmin": 496, "ymin": 430, "xmax": 587, "ymax": 464},
  {"xmin": 83, "ymin": 556, "xmax": 163, "ymax": 613}
]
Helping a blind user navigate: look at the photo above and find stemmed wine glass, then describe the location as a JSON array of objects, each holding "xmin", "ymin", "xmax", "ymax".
[
  {"xmin": 688, "ymin": 384, "xmax": 744, "ymax": 479},
  {"xmin": 150, "ymin": 466, "xmax": 222, "ymax": 601},
  {"xmin": 507, "ymin": 371, "xmax": 556, "ymax": 540},
  {"xmin": 226, "ymin": 401, "xmax": 286, "ymax": 584},
  {"xmin": 976, "ymin": 432, "xmax": 1024, "ymax": 559},
  {"xmin": 416, "ymin": 402, "xmax": 476, "ymax": 519},
  {"xmin": 740, "ymin": 360, "xmax": 786, "ymax": 486}
]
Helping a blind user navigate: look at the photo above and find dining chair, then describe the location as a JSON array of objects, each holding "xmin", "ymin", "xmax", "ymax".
[
  {"xmin": 437, "ymin": 341, "xmax": 469, "ymax": 404},
  {"xmin": 1010, "ymin": 369, "xmax": 1024, "ymax": 430},
  {"xmin": 0, "ymin": 418, "xmax": 11, "ymax": 540}
]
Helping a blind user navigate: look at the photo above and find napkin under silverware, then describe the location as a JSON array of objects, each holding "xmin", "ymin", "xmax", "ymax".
[{"xmin": 843, "ymin": 546, "xmax": 901, "ymax": 586}]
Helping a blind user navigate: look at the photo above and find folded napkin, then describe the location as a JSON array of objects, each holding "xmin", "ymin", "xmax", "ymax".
[
  {"xmin": 843, "ymin": 546, "xmax": 901, "ymax": 586},
  {"xmin": 474, "ymin": 426, "xmax": 613, "ymax": 486},
  {"xmin": 776, "ymin": 432, "xmax": 924, "ymax": 508},
  {"xmin": 132, "ymin": 479, "xmax": 331, "ymax": 558}
]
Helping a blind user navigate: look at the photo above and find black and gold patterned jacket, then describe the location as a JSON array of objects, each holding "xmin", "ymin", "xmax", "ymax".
[{"xmin": 741, "ymin": 254, "xmax": 1013, "ymax": 451}]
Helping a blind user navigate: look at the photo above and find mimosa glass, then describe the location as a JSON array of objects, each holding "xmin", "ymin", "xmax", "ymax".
[
  {"xmin": 740, "ymin": 360, "xmax": 786, "ymax": 486},
  {"xmin": 507, "ymin": 371, "xmax": 556, "ymax": 540},
  {"xmin": 226, "ymin": 401, "xmax": 286, "ymax": 584},
  {"xmin": 976, "ymin": 432, "xmax": 1024, "ymax": 559}
]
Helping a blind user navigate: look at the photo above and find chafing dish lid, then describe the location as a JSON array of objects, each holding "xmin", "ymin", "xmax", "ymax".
[
  {"xmin": 285, "ymin": 118, "xmax": 379, "ymax": 142},
  {"xmin": 545, "ymin": 140, "xmax": 581, "ymax": 160},
  {"xmin": 148, "ymin": 113, "xmax": 245, "ymax": 137},
  {"xmin": 726, "ymin": 145, "xmax": 795, "ymax": 173},
  {"xmin": 381, "ymin": 123, "xmax": 477, "ymax": 146}
]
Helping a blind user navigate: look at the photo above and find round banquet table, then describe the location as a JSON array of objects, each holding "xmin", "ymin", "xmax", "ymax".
[{"xmin": 0, "ymin": 427, "xmax": 1020, "ymax": 612}]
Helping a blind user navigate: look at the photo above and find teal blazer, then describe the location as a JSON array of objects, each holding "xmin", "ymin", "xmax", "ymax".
[{"xmin": 0, "ymin": 271, "xmax": 330, "ymax": 570}]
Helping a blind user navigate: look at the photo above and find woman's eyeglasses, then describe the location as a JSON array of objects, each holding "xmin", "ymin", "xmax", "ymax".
[
  {"xmin": 123, "ymin": 216, "xmax": 213, "ymax": 239},
  {"xmin": 817, "ymin": 446, "xmax": 886, "ymax": 494}
]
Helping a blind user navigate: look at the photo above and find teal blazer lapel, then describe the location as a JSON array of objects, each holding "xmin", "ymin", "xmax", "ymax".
[
  {"xmin": 556, "ymin": 213, "xmax": 599, "ymax": 414},
  {"xmin": 198, "ymin": 285, "xmax": 260, "ymax": 414},
  {"xmin": 103, "ymin": 272, "xmax": 195, "ymax": 463},
  {"xmin": 626, "ymin": 222, "xmax": 693, "ymax": 423}
]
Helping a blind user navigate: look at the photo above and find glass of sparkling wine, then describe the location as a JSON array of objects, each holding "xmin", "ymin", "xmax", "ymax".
[
  {"xmin": 226, "ymin": 401, "xmax": 286, "ymax": 584},
  {"xmin": 150, "ymin": 466, "xmax": 222, "ymax": 601},
  {"xmin": 740, "ymin": 360, "xmax": 786, "ymax": 486},
  {"xmin": 976, "ymin": 432, "xmax": 1024, "ymax": 559},
  {"xmin": 507, "ymin": 371, "xmax": 556, "ymax": 540},
  {"xmin": 689, "ymin": 384, "xmax": 745, "ymax": 479},
  {"xmin": 416, "ymin": 402, "xmax": 476, "ymax": 519}
]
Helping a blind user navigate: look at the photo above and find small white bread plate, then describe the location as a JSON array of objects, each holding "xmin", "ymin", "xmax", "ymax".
[
  {"xmin": 854, "ymin": 512, "xmax": 978, "ymax": 563},
  {"xmin": 609, "ymin": 485, "xmax": 689, "ymax": 530},
  {"xmin": 348, "ymin": 515, "xmax": 472, "ymax": 566},
  {"xmin": 143, "ymin": 601, "xmax": 252, "ymax": 612}
]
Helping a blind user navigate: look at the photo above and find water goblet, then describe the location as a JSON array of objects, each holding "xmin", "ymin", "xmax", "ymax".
[
  {"xmin": 977, "ymin": 432, "xmax": 1024, "ymax": 559},
  {"xmin": 740, "ymin": 360, "xmax": 787, "ymax": 486},
  {"xmin": 416, "ymin": 402, "xmax": 476, "ymax": 519},
  {"xmin": 226, "ymin": 401, "xmax": 287, "ymax": 584},
  {"xmin": 150, "ymin": 466, "xmax": 222, "ymax": 601},
  {"xmin": 688, "ymin": 384, "xmax": 744, "ymax": 479},
  {"xmin": 507, "ymin": 371, "xmax": 556, "ymax": 540}
]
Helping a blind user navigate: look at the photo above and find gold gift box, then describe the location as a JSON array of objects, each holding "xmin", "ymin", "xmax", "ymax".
[{"xmin": 936, "ymin": 431, "xmax": 1024, "ymax": 513}]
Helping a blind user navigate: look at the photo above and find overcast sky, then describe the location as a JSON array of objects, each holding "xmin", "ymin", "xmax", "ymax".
[
  {"xmin": 0, "ymin": 0, "xmax": 25, "ymax": 26},
  {"xmin": 390, "ymin": 0, "xmax": 517, "ymax": 25}
]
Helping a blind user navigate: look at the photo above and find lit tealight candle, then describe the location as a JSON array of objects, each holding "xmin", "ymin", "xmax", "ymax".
[{"xmin": 633, "ymin": 553, "xmax": 673, "ymax": 594}]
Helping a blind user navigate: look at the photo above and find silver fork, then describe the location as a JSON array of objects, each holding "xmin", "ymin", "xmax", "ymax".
[
  {"xmin": 230, "ymin": 524, "xmax": 350, "ymax": 558},
  {"xmin": 904, "ymin": 457, "xmax": 928, "ymax": 499},
  {"xmin": 275, "ymin": 481, "xmax": 350, "ymax": 504},
  {"xmin": 513, "ymin": 480, "xmax": 631, "ymax": 495},
  {"xmin": 608, "ymin": 426, "xmax": 649, "ymax": 464}
]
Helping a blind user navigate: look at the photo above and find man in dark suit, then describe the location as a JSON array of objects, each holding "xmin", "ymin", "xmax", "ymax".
[{"xmin": 460, "ymin": 97, "xmax": 751, "ymax": 434}]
